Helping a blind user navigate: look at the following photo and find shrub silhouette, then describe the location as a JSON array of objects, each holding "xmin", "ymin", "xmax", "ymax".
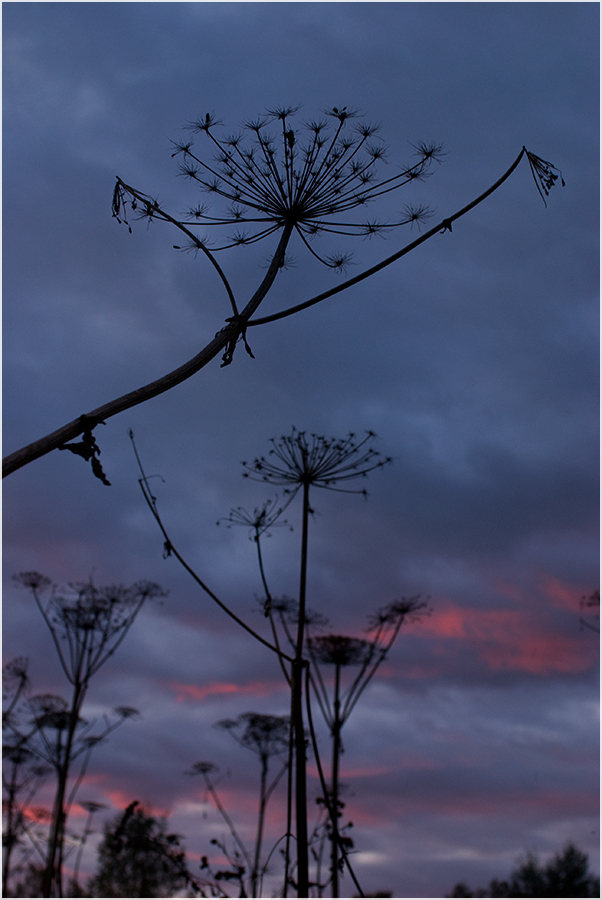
[{"xmin": 88, "ymin": 801, "xmax": 195, "ymax": 898}]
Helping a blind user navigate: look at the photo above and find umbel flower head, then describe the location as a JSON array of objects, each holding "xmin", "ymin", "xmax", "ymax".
[
  {"xmin": 524, "ymin": 149, "xmax": 565, "ymax": 207},
  {"xmin": 216, "ymin": 712, "xmax": 290, "ymax": 760},
  {"xmin": 219, "ymin": 496, "xmax": 292, "ymax": 540},
  {"xmin": 307, "ymin": 634, "xmax": 372, "ymax": 667},
  {"xmin": 117, "ymin": 105, "xmax": 443, "ymax": 271},
  {"xmin": 242, "ymin": 428, "xmax": 392, "ymax": 496}
]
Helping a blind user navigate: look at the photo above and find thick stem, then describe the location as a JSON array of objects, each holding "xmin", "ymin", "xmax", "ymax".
[
  {"xmin": 3, "ymin": 223, "xmax": 293, "ymax": 478},
  {"xmin": 2, "ymin": 762, "xmax": 19, "ymax": 896},
  {"xmin": 293, "ymin": 480, "xmax": 311, "ymax": 898},
  {"xmin": 283, "ymin": 714, "xmax": 294, "ymax": 898},
  {"xmin": 331, "ymin": 664, "xmax": 342, "ymax": 898},
  {"xmin": 42, "ymin": 682, "xmax": 86, "ymax": 898}
]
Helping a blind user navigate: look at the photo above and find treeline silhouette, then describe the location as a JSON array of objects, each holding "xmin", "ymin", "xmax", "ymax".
[{"xmin": 447, "ymin": 842, "xmax": 599, "ymax": 898}]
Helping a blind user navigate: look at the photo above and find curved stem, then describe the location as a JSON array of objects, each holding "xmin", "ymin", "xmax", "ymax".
[
  {"xmin": 248, "ymin": 147, "xmax": 527, "ymax": 327},
  {"xmin": 116, "ymin": 178, "xmax": 239, "ymax": 316},
  {"xmin": 256, "ymin": 535, "xmax": 292, "ymax": 686},
  {"xmin": 131, "ymin": 433, "xmax": 292, "ymax": 661},
  {"xmin": 3, "ymin": 223, "xmax": 293, "ymax": 478},
  {"xmin": 4, "ymin": 147, "xmax": 526, "ymax": 480}
]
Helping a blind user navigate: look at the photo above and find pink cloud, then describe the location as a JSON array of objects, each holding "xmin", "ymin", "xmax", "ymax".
[
  {"xmin": 415, "ymin": 601, "xmax": 595, "ymax": 675},
  {"xmin": 539, "ymin": 573, "xmax": 589, "ymax": 611},
  {"xmin": 169, "ymin": 679, "xmax": 277, "ymax": 703}
]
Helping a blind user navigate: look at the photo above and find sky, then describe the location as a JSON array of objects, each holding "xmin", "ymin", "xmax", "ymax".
[{"xmin": 2, "ymin": 2, "xmax": 599, "ymax": 897}]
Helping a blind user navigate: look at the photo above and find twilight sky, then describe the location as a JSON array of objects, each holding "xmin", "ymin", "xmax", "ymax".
[{"xmin": 2, "ymin": 3, "xmax": 599, "ymax": 897}]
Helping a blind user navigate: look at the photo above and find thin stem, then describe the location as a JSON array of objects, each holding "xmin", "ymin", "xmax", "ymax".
[
  {"xmin": 248, "ymin": 146, "xmax": 527, "ymax": 327},
  {"xmin": 251, "ymin": 755, "xmax": 268, "ymax": 897},
  {"xmin": 283, "ymin": 713, "xmax": 295, "ymax": 898},
  {"xmin": 305, "ymin": 668, "xmax": 364, "ymax": 898},
  {"xmin": 115, "ymin": 179, "xmax": 239, "ymax": 317},
  {"xmin": 131, "ymin": 432, "xmax": 293, "ymax": 661},
  {"xmin": 203, "ymin": 773, "xmax": 252, "ymax": 871},
  {"xmin": 293, "ymin": 481, "xmax": 311, "ymax": 898},
  {"xmin": 255, "ymin": 533, "xmax": 292, "ymax": 687}
]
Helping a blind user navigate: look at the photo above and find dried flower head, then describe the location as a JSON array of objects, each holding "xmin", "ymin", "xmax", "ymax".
[
  {"xmin": 14, "ymin": 574, "xmax": 167, "ymax": 684},
  {"xmin": 525, "ymin": 149, "xmax": 565, "ymax": 207},
  {"xmin": 242, "ymin": 428, "xmax": 391, "ymax": 496},
  {"xmin": 116, "ymin": 106, "xmax": 441, "ymax": 269},
  {"xmin": 307, "ymin": 634, "xmax": 372, "ymax": 667},
  {"xmin": 219, "ymin": 496, "xmax": 291, "ymax": 540},
  {"xmin": 27, "ymin": 694, "xmax": 71, "ymax": 731},
  {"xmin": 267, "ymin": 596, "xmax": 330, "ymax": 630},
  {"xmin": 216, "ymin": 712, "xmax": 290, "ymax": 760},
  {"xmin": 187, "ymin": 761, "xmax": 219, "ymax": 776},
  {"xmin": 81, "ymin": 801, "xmax": 108, "ymax": 814},
  {"xmin": 366, "ymin": 597, "xmax": 429, "ymax": 630}
]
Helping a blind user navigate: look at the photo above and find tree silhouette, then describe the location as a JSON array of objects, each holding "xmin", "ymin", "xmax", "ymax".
[
  {"xmin": 88, "ymin": 801, "xmax": 198, "ymax": 898},
  {"xmin": 447, "ymin": 842, "xmax": 600, "ymax": 897},
  {"xmin": 12, "ymin": 572, "xmax": 164, "ymax": 898},
  {"xmin": 3, "ymin": 104, "xmax": 561, "ymax": 480}
]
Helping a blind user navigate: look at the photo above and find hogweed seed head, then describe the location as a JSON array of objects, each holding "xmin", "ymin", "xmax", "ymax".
[
  {"xmin": 307, "ymin": 634, "xmax": 372, "ymax": 667},
  {"xmin": 525, "ymin": 149, "xmax": 565, "ymax": 207},
  {"xmin": 242, "ymin": 428, "xmax": 392, "ymax": 496},
  {"xmin": 219, "ymin": 496, "xmax": 292, "ymax": 540},
  {"xmin": 117, "ymin": 107, "xmax": 442, "ymax": 268}
]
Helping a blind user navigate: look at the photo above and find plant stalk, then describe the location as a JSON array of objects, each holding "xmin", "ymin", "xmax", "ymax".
[{"xmin": 293, "ymin": 479, "xmax": 311, "ymax": 897}]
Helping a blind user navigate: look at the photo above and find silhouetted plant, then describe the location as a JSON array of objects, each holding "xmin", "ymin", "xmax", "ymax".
[
  {"xmin": 132, "ymin": 427, "xmax": 387, "ymax": 896},
  {"xmin": 310, "ymin": 787, "xmax": 355, "ymax": 899},
  {"xmin": 210, "ymin": 713, "xmax": 290, "ymax": 897},
  {"xmin": 3, "ymin": 101, "xmax": 561, "ymax": 479},
  {"xmin": 307, "ymin": 597, "xmax": 428, "ymax": 897},
  {"xmin": 12, "ymin": 573, "xmax": 164, "ymax": 898},
  {"xmin": 240, "ymin": 429, "xmax": 390, "ymax": 896},
  {"xmin": 2, "ymin": 658, "xmax": 52, "ymax": 896},
  {"xmin": 69, "ymin": 800, "xmax": 107, "ymax": 897},
  {"xmin": 187, "ymin": 761, "xmax": 252, "ymax": 898}
]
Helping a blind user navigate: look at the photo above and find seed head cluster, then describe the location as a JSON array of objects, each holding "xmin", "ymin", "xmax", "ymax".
[
  {"xmin": 242, "ymin": 428, "xmax": 392, "ymax": 495},
  {"xmin": 307, "ymin": 634, "xmax": 372, "ymax": 667},
  {"xmin": 113, "ymin": 105, "xmax": 443, "ymax": 271},
  {"xmin": 525, "ymin": 149, "xmax": 564, "ymax": 207}
]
